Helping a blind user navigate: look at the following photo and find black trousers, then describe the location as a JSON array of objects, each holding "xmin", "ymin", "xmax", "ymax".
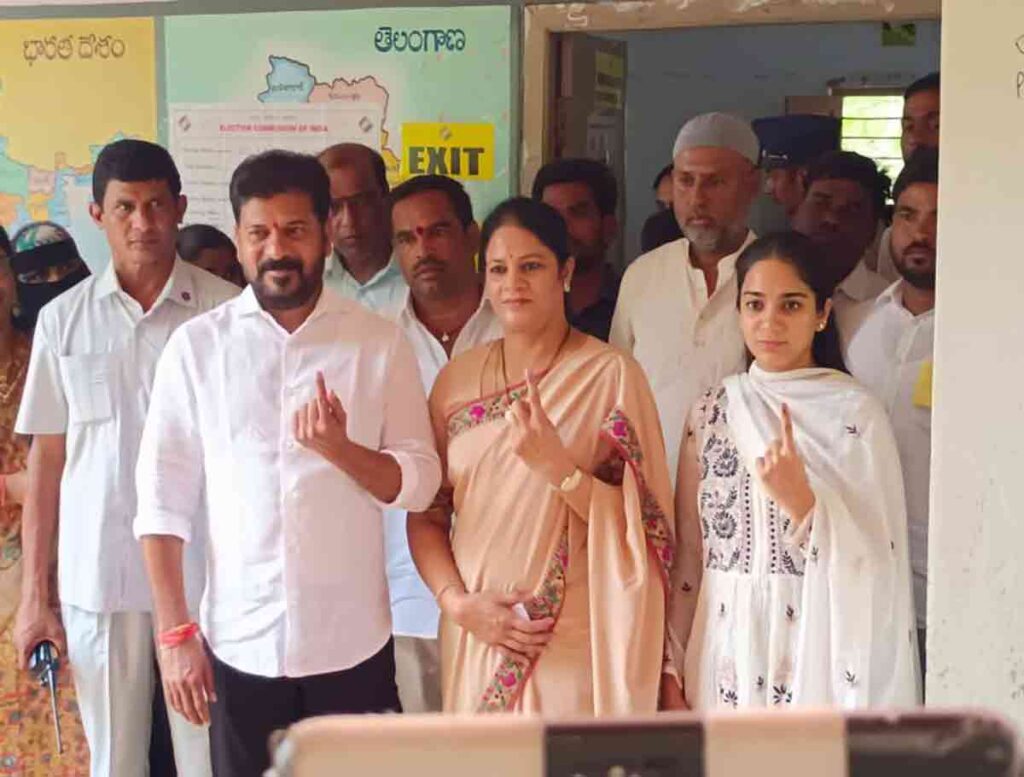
[{"xmin": 209, "ymin": 639, "xmax": 401, "ymax": 777}]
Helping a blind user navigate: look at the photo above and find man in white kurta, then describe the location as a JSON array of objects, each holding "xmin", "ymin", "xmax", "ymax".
[
  {"xmin": 842, "ymin": 148, "xmax": 938, "ymax": 670},
  {"xmin": 386, "ymin": 174, "xmax": 502, "ymax": 711},
  {"xmin": 611, "ymin": 113, "xmax": 761, "ymax": 478}
]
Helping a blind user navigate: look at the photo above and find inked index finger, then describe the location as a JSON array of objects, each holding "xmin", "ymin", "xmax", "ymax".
[
  {"xmin": 317, "ymin": 371, "xmax": 338, "ymax": 420},
  {"xmin": 525, "ymin": 369, "xmax": 542, "ymax": 410},
  {"xmin": 781, "ymin": 403, "xmax": 795, "ymax": 452},
  {"xmin": 316, "ymin": 371, "xmax": 329, "ymax": 403}
]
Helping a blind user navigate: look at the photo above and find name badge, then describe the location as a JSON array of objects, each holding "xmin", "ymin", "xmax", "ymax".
[{"xmin": 912, "ymin": 360, "xmax": 933, "ymax": 409}]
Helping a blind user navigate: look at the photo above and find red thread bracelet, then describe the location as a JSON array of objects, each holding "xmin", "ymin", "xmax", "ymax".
[{"xmin": 158, "ymin": 622, "xmax": 200, "ymax": 649}]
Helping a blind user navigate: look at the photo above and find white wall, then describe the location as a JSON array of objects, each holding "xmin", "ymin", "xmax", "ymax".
[
  {"xmin": 610, "ymin": 21, "xmax": 941, "ymax": 259},
  {"xmin": 928, "ymin": 0, "xmax": 1024, "ymax": 723}
]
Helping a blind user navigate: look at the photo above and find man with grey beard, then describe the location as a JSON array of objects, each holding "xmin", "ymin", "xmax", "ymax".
[{"xmin": 610, "ymin": 112, "xmax": 760, "ymax": 479}]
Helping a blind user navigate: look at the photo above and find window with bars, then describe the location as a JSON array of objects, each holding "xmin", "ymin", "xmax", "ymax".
[{"xmin": 840, "ymin": 93, "xmax": 904, "ymax": 190}]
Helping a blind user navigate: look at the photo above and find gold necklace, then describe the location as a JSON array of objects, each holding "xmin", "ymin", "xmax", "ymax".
[{"xmin": 499, "ymin": 323, "xmax": 573, "ymax": 403}]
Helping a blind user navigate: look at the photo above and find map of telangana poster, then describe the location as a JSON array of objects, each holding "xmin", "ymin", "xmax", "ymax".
[
  {"xmin": 164, "ymin": 7, "xmax": 513, "ymax": 231},
  {"xmin": 0, "ymin": 17, "xmax": 157, "ymax": 270}
]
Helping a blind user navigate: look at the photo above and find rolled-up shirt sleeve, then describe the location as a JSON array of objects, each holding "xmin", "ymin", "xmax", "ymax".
[
  {"xmin": 133, "ymin": 329, "xmax": 204, "ymax": 543},
  {"xmin": 379, "ymin": 329, "xmax": 441, "ymax": 512},
  {"xmin": 15, "ymin": 306, "xmax": 68, "ymax": 436}
]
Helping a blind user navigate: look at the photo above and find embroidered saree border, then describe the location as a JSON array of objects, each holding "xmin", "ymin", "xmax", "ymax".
[{"xmin": 446, "ymin": 396, "xmax": 674, "ymax": 712}]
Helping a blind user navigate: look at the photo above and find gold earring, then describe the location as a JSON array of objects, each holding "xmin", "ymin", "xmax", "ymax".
[
  {"xmin": 564, "ymin": 280, "xmax": 571, "ymax": 293},
  {"xmin": 818, "ymin": 322, "xmax": 826, "ymax": 332}
]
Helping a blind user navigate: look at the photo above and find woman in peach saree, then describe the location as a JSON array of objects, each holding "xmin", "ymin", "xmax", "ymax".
[{"xmin": 409, "ymin": 198, "xmax": 681, "ymax": 715}]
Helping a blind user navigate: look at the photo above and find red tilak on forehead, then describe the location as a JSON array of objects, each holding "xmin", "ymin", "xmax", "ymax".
[{"xmin": 406, "ymin": 221, "xmax": 450, "ymax": 237}]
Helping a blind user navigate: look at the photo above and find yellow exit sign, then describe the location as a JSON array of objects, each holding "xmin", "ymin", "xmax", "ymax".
[{"xmin": 401, "ymin": 122, "xmax": 494, "ymax": 180}]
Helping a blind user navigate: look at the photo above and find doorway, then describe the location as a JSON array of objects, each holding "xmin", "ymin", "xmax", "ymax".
[{"xmin": 524, "ymin": 0, "xmax": 941, "ymax": 263}]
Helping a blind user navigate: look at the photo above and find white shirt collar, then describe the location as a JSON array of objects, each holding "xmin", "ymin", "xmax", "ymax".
[
  {"xmin": 324, "ymin": 251, "xmax": 400, "ymax": 287},
  {"xmin": 838, "ymin": 260, "xmax": 886, "ymax": 303},
  {"xmin": 678, "ymin": 229, "xmax": 757, "ymax": 284},
  {"xmin": 873, "ymin": 279, "xmax": 936, "ymax": 321},
  {"xmin": 397, "ymin": 286, "xmax": 492, "ymax": 328},
  {"xmin": 873, "ymin": 279, "xmax": 904, "ymax": 308},
  {"xmin": 235, "ymin": 283, "xmax": 354, "ymax": 322},
  {"xmin": 95, "ymin": 257, "xmax": 198, "ymax": 309}
]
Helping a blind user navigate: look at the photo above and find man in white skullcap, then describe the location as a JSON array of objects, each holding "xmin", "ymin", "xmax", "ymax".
[{"xmin": 610, "ymin": 112, "xmax": 760, "ymax": 481}]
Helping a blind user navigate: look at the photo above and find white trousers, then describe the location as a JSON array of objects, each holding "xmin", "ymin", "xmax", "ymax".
[
  {"xmin": 62, "ymin": 605, "xmax": 212, "ymax": 777},
  {"xmin": 393, "ymin": 635, "xmax": 442, "ymax": 713}
]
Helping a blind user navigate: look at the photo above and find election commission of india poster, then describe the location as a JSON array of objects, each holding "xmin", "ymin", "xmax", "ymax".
[
  {"xmin": 0, "ymin": 17, "xmax": 158, "ymax": 271},
  {"xmin": 165, "ymin": 6, "xmax": 513, "ymax": 236}
]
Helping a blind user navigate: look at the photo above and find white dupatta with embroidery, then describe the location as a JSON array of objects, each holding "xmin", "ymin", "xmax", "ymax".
[{"xmin": 684, "ymin": 364, "xmax": 920, "ymax": 709}]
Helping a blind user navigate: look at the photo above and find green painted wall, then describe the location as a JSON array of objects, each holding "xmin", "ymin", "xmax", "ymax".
[
  {"xmin": 1, "ymin": 0, "xmax": 522, "ymax": 20},
  {"xmin": 1, "ymin": 1, "xmax": 523, "ymax": 195}
]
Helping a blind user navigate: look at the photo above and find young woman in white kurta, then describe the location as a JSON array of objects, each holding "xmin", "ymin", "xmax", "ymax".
[{"xmin": 669, "ymin": 232, "xmax": 920, "ymax": 710}]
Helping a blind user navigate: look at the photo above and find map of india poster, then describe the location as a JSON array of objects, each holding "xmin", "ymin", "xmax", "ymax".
[{"xmin": 0, "ymin": 17, "xmax": 157, "ymax": 271}]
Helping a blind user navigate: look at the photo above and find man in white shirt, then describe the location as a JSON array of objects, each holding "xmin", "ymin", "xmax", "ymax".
[
  {"xmin": 13, "ymin": 139, "xmax": 238, "ymax": 777},
  {"xmin": 386, "ymin": 174, "xmax": 502, "ymax": 712},
  {"xmin": 135, "ymin": 150, "xmax": 441, "ymax": 777},
  {"xmin": 842, "ymin": 147, "xmax": 938, "ymax": 673},
  {"xmin": 875, "ymin": 72, "xmax": 941, "ymax": 282},
  {"xmin": 318, "ymin": 143, "xmax": 406, "ymax": 315},
  {"xmin": 610, "ymin": 112, "xmax": 760, "ymax": 476},
  {"xmin": 790, "ymin": 150, "xmax": 890, "ymax": 330}
]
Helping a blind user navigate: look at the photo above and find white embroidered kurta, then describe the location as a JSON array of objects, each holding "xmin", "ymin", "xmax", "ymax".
[{"xmin": 674, "ymin": 365, "xmax": 920, "ymax": 710}]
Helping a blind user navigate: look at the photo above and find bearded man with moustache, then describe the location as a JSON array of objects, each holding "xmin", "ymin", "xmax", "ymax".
[
  {"xmin": 384, "ymin": 173, "xmax": 502, "ymax": 712},
  {"xmin": 134, "ymin": 150, "xmax": 440, "ymax": 777},
  {"xmin": 610, "ymin": 112, "xmax": 760, "ymax": 479},
  {"xmin": 842, "ymin": 147, "xmax": 939, "ymax": 681}
]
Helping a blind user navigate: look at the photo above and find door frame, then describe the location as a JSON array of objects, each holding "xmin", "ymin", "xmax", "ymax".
[{"xmin": 521, "ymin": 0, "xmax": 942, "ymax": 193}]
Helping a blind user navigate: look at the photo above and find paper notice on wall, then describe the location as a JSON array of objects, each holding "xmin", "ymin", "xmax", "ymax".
[
  {"xmin": 169, "ymin": 103, "xmax": 381, "ymax": 235},
  {"xmin": 585, "ymin": 113, "xmax": 620, "ymax": 168},
  {"xmin": 594, "ymin": 50, "xmax": 624, "ymax": 110}
]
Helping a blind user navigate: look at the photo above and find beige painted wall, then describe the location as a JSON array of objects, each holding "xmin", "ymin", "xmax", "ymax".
[{"xmin": 928, "ymin": 0, "xmax": 1024, "ymax": 723}]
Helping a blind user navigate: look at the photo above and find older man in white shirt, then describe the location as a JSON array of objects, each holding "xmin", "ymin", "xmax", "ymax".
[
  {"xmin": 842, "ymin": 147, "xmax": 938, "ymax": 673},
  {"xmin": 611, "ymin": 112, "xmax": 760, "ymax": 477},
  {"xmin": 385, "ymin": 174, "xmax": 501, "ymax": 712},
  {"xmin": 134, "ymin": 150, "xmax": 441, "ymax": 777},
  {"xmin": 13, "ymin": 139, "xmax": 238, "ymax": 777},
  {"xmin": 791, "ymin": 150, "xmax": 890, "ymax": 331},
  {"xmin": 319, "ymin": 143, "xmax": 407, "ymax": 316}
]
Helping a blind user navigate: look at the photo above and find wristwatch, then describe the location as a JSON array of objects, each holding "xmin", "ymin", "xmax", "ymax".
[{"xmin": 559, "ymin": 467, "xmax": 583, "ymax": 493}]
